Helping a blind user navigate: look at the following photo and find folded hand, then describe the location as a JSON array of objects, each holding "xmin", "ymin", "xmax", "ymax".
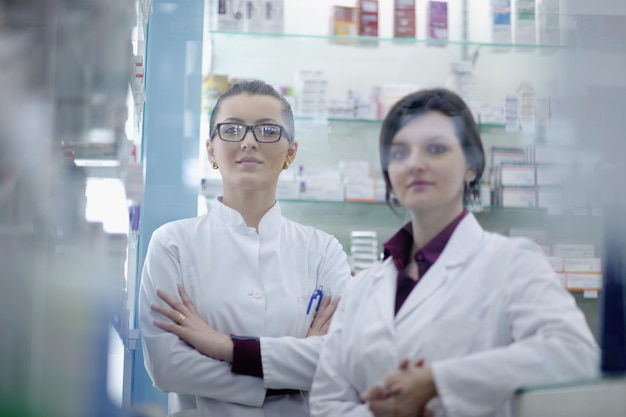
[{"xmin": 151, "ymin": 284, "xmax": 233, "ymax": 362}]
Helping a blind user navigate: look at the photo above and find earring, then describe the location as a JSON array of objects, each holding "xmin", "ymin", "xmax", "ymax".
[
  {"xmin": 283, "ymin": 161, "xmax": 290, "ymax": 170},
  {"xmin": 212, "ymin": 162, "xmax": 219, "ymax": 170}
]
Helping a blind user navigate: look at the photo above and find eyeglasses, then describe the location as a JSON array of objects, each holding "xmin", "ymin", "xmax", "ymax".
[{"xmin": 213, "ymin": 123, "xmax": 290, "ymax": 143}]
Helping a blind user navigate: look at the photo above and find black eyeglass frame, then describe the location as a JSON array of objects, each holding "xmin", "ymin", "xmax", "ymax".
[{"xmin": 212, "ymin": 122, "xmax": 292, "ymax": 143}]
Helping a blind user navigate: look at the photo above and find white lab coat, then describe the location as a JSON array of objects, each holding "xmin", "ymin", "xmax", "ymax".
[
  {"xmin": 139, "ymin": 199, "xmax": 351, "ymax": 417},
  {"xmin": 310, "ymin": 214, "xmax": 599, "ymax": 417}
]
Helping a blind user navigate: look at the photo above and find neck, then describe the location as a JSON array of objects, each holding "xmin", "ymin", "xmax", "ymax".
[
  {"xmin": 410, "ymin": 203, "xmax": 464, "ymax": 249},
  {"xmin": 221, "ymin": 187, "xmax": 277, "ymax": 231}
]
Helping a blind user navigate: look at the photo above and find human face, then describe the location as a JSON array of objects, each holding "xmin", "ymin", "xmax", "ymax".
[
  {"xmin": 207, "ymin": 94, "xmax": 298, "ymax": 193},
  {"xmin": 387, "ymin": 111, "xmax": 475, "ymax": 215}
]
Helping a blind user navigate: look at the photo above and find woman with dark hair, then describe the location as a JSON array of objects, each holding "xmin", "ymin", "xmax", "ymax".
[
  {"xmin": 139, "ymin": 80, "xmax": 351, "ymax": 417},
  {"xmin": 310, "ymin": 88, "xmax": 598, "ymax": 417}
]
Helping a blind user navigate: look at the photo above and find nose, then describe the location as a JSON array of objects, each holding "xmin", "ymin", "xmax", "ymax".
[
  {"xmin": 240, "ymin": 128, "xmax": 257, "ymax": 150},
  {"xmin": 406, "ymin": 147, "xmax": 427, "ymax": 172}
]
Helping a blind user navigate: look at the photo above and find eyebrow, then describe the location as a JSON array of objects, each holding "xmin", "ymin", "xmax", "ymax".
[
  {"xmin": 223, "ymin": 117, "xmax": 280, "ymax": 124},
  {"xmin": 392, "ymin": 134, "xmax": 454, "ymax": 144}
]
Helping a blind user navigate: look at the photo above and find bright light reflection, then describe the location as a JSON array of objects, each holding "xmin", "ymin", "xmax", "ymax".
[
  {"xmin": 85, "ymin": 178, "xmax": 129, "ymax": 235},
  {"xmin": 107, "ymin": 325, "xmax": 124, "ymax": 408}
]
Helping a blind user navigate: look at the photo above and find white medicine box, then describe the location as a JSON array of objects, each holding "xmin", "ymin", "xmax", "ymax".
[{"xmin": 499, "ymin": 163, "xmax": 536, "ymax": 186}]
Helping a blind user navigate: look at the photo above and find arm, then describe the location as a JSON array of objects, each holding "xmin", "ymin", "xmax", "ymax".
[
  {"xmin": 259, "ymin": 237, "xmax": 352, "ymax": 391},
  {"xmin": 432, "ymin": 239, "xmax": 599, "ymax": 417},
  {"xmin": 138, "ymin": 229, "xmax": 265, "ymax": 407}
]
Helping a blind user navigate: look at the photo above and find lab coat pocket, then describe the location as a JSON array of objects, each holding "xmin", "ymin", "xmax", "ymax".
[{"xmin": 422, "ymin": 318, "xmax": 494, "ymax": 361}]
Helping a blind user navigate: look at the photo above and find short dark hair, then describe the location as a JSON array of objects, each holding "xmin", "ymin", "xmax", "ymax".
[
  {"xmin": 209, "ymin": 80, "xmax": 295, "ymax": 142},
  {"xmin": 379, "ymin": 87, "xmax": 485, "ymax": 206}
]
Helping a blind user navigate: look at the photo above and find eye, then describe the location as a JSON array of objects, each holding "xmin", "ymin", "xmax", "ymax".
[
  {"xmin": 389, "ymin": 147, "xmax": 409, "ymax": 161},
  {"xmin": 223, "ymin": 124, "xmax": 242, "ymax": 135},
  {"xmin": 257, "ymin": 124, "xmax": 280, "ymax": 137},
  {"xmin": 428, "ymin": 144, "xmax": 447, "ymax": 154}
]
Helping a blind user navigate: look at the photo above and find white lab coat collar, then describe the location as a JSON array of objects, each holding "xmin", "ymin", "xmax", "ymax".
[
  {"xmin": 209, "ymin": 197, "xmax": 284, "ymax": 236},
  {"xmin": 369, "ymin": 213, "xmax": 486, "ymax": 329}
]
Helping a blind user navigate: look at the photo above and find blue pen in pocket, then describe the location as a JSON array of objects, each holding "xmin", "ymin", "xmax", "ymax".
[{"xmin": 306, "ymin": 285, "xmax": 324, "ymax": 315}]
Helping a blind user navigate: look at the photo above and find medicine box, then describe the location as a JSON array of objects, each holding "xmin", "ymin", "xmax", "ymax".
[
  {"xmin": 566, "ymin": 273, "xmax": 601, "ymax": 291},
  {"xmin": 345, "ymin": 178, "xmax": 376, "ymax": 202},
  {"xmin": 501, "ymin": 186, "xmax": 536, "ymax": 208},
  {"xmin": 552, "ymin": 243, "xmax": 595, "ymax": 258},
  {"xmin": 546, "ymin": 256, "xmax": 564, "ymax": 272},
  {"xmin": 427, "ymin": 1, "xmax": 448, "ymax": 42},
  {"xmin": 394, "ymin": 0, "xmax": 416, "ymax": 38},
  {"xmin": 211, "ymin": 0, "xmax": 244, "ymax": 31},
  {"xmin": 491, "ymin": 147, "xmax": 526, "ymax": 170},
  {"xmin": 330, "ymin": 6, "xmax": 358, "ymax": 37},
  {"xmin": 499, "ymin": 163, "xmax": 536, "ymax": 186},
  {"xmin": 358, "ymin": 0, "xmax": 379, "ymax": 37},
  {"xmin": 564, "ymin": 257, "xmax": 602, "ymax": 273}
]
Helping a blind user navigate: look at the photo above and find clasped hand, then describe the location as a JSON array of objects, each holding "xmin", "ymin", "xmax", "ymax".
[
  {"xmin": 360, "ymin": 358, "xmax": 437, "ymax": 417},
  {"xmin": 151, "ymin": 284, "xmax": 341, "ymax": 362}
]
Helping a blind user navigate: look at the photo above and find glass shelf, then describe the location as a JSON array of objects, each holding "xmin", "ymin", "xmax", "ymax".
[
  {"xmin": 278, "ymin": 198, "xmax": 391, "ymax": 206},
  {"xmin": 204, "ymin": 195, "xmax": 407, "ymax": 249},
  {"xmin": 209, "ymin": 30, "xmax": 564, "ymax": 50},
  {"xmin": 295, "ymin": 115, "xmax": 506, "ymax": 132}
]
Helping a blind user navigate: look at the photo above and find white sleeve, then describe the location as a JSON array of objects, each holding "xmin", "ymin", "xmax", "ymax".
[
  {"xmin": 309, "ymin": 278, "xmax": 374, "ymax": 417},
  {"xmin": 432, "ymin": 239, "xmax": 600, "ymax": 417},
  {"xmin": 260, "ymin": 236, "xmax": 352, "ymax": 390},
  {"xmin": 139, "ymin": 228, "xmax": 266, "ymax": 407}
]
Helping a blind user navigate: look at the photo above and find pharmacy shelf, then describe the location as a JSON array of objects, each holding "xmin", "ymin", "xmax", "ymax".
[{"xmin": 206, "ymin": 30, "xmax": 563, "ymax": 105}]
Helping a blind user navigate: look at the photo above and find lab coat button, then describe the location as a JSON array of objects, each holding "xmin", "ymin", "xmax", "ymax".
[{"xmin": 251, "ymin": 290, "xmax": 263, "ymax": 299}]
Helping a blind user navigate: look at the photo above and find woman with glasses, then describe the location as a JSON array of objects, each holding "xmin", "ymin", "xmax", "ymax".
[
  {"xmin": 309, "ymin": 88, "xmax": 598, "ymax": 417},
  {"xmin": 139, "ymin": 80, "xmax": 351, "ymax": 417}
]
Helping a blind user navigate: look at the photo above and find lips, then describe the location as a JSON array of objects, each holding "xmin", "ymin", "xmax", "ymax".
[
  {"xmin": 238, "ymin": 157, "xmax": 261, "ymax": 164},
  {"xmin": 408, "ymin": 180, "xmax": 433, "ymax": 187}
]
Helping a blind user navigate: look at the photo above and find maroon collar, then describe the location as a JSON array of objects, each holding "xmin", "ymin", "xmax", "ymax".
[{"xmin": 383, "ymin": 210, "xmax": 468, "ymax": 270}]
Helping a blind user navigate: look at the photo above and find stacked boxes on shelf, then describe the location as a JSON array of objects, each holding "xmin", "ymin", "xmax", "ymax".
[
  {"xmin": 201, "ymin": 159, "xmax": 389, "ymax": 203},
  {"xmin": 341, "ymin": 160, "xmax": 375, "ymax": 202},
  {"xmin": 446, "ymin": 61, "xmax": 475, "ymax": 109},
  {"xmin": 488, "ymin": 143, "xmax": 602, "ymax": 213},
  {"xmin": 244, "ymin": 0, "xmax": 284, "ymax": 33},
  {"xmin": 210, "ymin": 0, "xmax": 284, "ymax": 33},
  {"xmin": 350, "ymin": 231, "xmax": 380, "ymax": 274},
  {"xmin": 510, "ymin": 229, "xmax": 602, "ymax": 297},
  {"xmin": 517, "ymin": 82, "xmax": 536, "ymax": 132},
  {"xmin": 489, "ymin": 146, "xmax": 529, "ymax": 208},
  {"xmin": 298, "ymin": 164, "xmax": 344, "ymax": 201},
  {"xmin": 371, "ymin": 83, "xmax": 422, "ymax": 120},
  {"xmin": 294, "ymin": 69, "xmax": 327, "ymax": 117},
  {"xmin": 552, "ymin": 244, "xmax": 602, "ymax": 296}
]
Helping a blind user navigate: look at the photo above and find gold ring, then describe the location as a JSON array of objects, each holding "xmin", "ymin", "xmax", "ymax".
[{"xmin": 175, "ymin": 314, "xmax": 186, "ymax": 325}]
